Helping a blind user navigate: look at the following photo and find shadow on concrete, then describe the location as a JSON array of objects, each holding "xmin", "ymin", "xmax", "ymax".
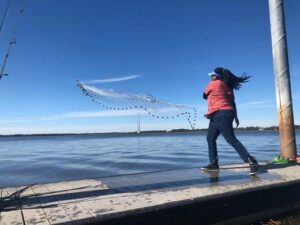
[
  {"xmin": 259, "ymin": 163, "xmax": 298, "ymax": 173},
  {"xmin": 1, "ymin": 172, "xmax": 250, "ymax": 211}
]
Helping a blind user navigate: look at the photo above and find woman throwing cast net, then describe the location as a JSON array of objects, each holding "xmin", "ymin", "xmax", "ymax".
[{"xmin": 201, "ymin": 67, "xmax": 259, "ymax": 175}]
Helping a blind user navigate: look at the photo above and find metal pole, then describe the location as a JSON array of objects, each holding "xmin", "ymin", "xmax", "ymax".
[{"xmin": 268, "ymin": 0, "xmax": 297, "ymax": 159}]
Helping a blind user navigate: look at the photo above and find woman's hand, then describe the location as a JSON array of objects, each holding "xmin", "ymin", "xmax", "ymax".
[
  {"xmin": 204, "ymin": 114, "xmax": 212, "ymax": 119},
  {"xmin": 234, "ymin": 117, "xmax": 240, "ymax": 127}
]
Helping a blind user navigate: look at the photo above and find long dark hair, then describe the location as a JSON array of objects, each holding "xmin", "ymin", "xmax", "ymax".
[{"xmin": 214, "ymin": 67, "xmax": 250, "ymax": 90}]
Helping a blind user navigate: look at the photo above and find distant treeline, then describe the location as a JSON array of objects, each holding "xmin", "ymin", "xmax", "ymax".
[
  {"xmin": 169, "ymin": 125, "xmax": 300, "ymax": 132},
  {"xmin": 1, "ymin": 125, "xmax": 299, "ymax": 137},
  {"xmin": 235, "ymin": 125, "xmax": 300, "ymax": 131}
]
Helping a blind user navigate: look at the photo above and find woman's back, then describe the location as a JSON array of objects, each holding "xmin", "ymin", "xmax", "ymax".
[{"xmin": 204, "ymin": 79, "xmax": 234, "ymax": 116}]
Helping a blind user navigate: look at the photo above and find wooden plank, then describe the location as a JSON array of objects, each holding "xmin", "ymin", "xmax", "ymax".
[
  {"xmin": 0, "ymin": 187, "xmax": 21, "ymax": 215},
  {"xmin": 41, "ymin": 206, "xmax": 72, "ymax": 225},
  {"xmin": 37, "ymin": 179, "xmax": 108, "ymax": 205},
  {"xmin": 80, "ymin": 192, "xmax": 161, "ymax": 218},
  {"xmin": 31, "ymin": 185, "xmax": 59, "ymax": 207},
  {"xmin": 80, "ymin": 199, "xmax": 117, "ymax": 217},
  {"xmin": 0, "ymin": 210, "xmax": 23, "ymax": 225},
  {"xmin": 32, "ymin": 185, "xmax": 75, "ymax": 224},
  {"xmin": 30, "ymin": 185, "xmax": 50, "ymax": 196},
  {"xmin": 21, "ymin": 208, "xmax": 49, "ymax": 225},
  {"xmin": 55, "ymin": 181, "xmax": 97, "ymax": 221},
  {"xmin": 62, "ymin": 203, "xmax": 95, "ymax": 222},
  {"xmin": 0, "ymin": 187, "xmax": 24, "ymax": 225},
  {"xmin": 38, "ymin": 184, "xmax": 73, "ymax": 224},
  {"xmin": 19, "ymin": 187, "xmax": 50, "ymax": 225},
  {"xmin": 43, "ymin": 183, "xmax": 75, "ymax": 204},
  {"xmin": 59, "ymin": 179, "xmax": 108, "ymax": 190},
  {"xmin": 2, "ymin": 187, "xmax": 19, "ymax": 199},
  {"xmin": 57, "ymin": 179, "xmax": 108, "ymax": 202}
]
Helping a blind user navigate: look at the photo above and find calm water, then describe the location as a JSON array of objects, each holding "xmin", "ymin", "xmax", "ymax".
[{"xmin": 0, "ymin": 131, "xmax": 299, "ymax": 187}]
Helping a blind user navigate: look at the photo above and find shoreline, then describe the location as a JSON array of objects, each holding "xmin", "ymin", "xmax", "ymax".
[{"xmin": 0, "ymin": 127, "xmax": 299, "ymax": 138}]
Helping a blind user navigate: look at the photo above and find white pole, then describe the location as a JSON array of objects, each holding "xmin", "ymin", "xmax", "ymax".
[{"xmin": 137, "ymin": 113, "xmax": 140, "ymax": 134}]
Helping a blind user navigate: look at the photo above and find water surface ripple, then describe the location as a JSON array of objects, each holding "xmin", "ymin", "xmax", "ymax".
[{"xmin": 0, "ymin": 131, "xmax": 299, "ymax": 187}]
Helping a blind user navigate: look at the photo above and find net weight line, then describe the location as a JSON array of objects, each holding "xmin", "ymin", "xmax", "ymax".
[{"xmin": 77, "ymin": 81, "xmax": 197, "ymax": 130}]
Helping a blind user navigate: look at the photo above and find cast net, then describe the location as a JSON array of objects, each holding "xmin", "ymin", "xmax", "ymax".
[{"xmin": 77, "ymin": 80, "xmax": 197, "ymax": 129}]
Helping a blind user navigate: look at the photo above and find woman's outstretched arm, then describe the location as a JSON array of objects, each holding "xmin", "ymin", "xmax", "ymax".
[{"xmin": 232, "ymin": 100, "xmax": 239, "ymax": 127}]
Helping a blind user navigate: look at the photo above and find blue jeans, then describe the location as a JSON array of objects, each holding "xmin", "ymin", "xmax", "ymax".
[{"xmin": 207, "ymin": 110, "xmax": 250, "ymax": 165}]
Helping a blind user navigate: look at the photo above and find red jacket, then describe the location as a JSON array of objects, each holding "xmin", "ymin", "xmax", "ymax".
[{"xmin": 204, "ymin": 79, "xmax": 234, "ymax": 117}]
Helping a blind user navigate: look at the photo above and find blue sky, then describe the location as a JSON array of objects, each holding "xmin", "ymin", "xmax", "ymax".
[{"xmin": 0, "ymin": 0, "xmax": 299, "ymax": 134}]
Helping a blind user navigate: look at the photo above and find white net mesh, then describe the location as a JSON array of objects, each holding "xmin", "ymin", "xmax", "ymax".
[{"xmin": 77, "ymin": 81, "xmax": 197, "ymax": 129}]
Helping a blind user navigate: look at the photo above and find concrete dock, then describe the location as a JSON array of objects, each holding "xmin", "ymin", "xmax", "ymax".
[{"xmin": 0, "ymin": 163, "xmax": 299, "ymax": 225}]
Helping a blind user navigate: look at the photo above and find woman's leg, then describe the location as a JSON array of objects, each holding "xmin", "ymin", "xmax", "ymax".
[
  {"xmin": 207, "ymin": 118, "xmax": 221, "ymax": 165},
  {"xmin": 217, "ymin": 111, "xmax": 250, "ymax": 162},
  {"xmin": 215, "ymin": 110, "xmax": 259, "ymax": 175}
]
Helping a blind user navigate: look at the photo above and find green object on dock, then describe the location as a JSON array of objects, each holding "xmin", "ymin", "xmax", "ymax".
[{"xmin": 269, "ymin": 155, "xmax": 289, "ymax": 164}]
